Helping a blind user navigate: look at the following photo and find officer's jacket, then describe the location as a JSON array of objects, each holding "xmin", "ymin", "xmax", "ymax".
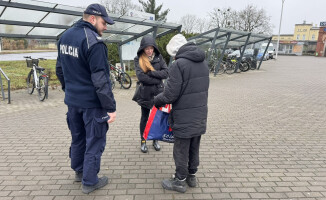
[{"xmin": 56, "ymin": 20, "xmax": 116, "ymax": 112}]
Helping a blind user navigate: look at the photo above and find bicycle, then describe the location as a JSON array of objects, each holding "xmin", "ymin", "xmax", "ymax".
[
  {"xmin": 109, "ymin": 63, "xmax": 132, "ymax": 89},
  {"xmin": 24, "ymin": 56, "xmax": 48, "ymax": 101}
]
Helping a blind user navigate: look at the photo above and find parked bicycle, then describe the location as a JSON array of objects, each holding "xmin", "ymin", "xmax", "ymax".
[
  {"xmin": 225, "ymin": 56, "xmax": 250, "ymax": 74},
  {"xmin": 109, "ymin": 63, "xmax": 132, "ymax": 89},
  {"xmin": 24, "ymin": 56, "xmax": 48, "ymax": 101}
]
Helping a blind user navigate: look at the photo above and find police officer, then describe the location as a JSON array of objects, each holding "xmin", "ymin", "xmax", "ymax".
[{"xmin": 56, "ymin": 3, "xmax": 116, "ymax": 194}]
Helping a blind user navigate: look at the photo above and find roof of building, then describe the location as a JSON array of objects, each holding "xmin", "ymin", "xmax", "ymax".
[{"xmin": 295, "ymin": 23, "xmax": 313, "ymax": 26}]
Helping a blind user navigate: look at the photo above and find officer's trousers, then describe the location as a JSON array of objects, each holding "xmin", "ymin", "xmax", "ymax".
[
  {"xmin": 173, "ymin": 136, "xmax": 201, "ymax": 180},
  {"xmin": 66, "ymin": 106, "xmax": 109, "ymax": 186}
]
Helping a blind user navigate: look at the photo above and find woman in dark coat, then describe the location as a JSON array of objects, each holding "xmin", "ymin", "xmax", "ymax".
[
  {"xmin": 134, "ymin": 35, "xmax": 168, "ymax": 153},
  {"xmin": 154, "ymin": 34, "xmax": 209, "ymax": 193}
]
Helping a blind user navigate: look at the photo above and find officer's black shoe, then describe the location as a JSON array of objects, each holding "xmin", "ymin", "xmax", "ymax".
[
  {"xmin": 141, "ymin": 140, "xmax": 148, "ymax": 153},
  {"xmin": 162, "ymin": 177, "xmax": 187, "ymax": 193},
  {"xmin": 153, "ymin": 140, "xmax": 161, "ymax": 151},
  {"xmin": 75, "ymin": 171, "xmax": 83, "ymax": 182},
  {"xmin": 186, "ymin": 174, "xmax": 197, "ymax": 187},
  {"xmin": 82, "ymin": 176, "xmax": 108, "ymax": 194}
]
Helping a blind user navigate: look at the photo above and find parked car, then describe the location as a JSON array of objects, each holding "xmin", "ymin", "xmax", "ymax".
[
  {"xmin": 261, "ymin": 43, "xmax": 275, "ymax": 59},
  {"xmin": 228, "ymin": 50, "xmax": 240, "ymax": 58},
  {"xmin": 243, "ymin": 49, "xmax": 254, "ymax": 58},
  {"xmin": 256, "ymin": 49, "xmax": 269, "ymax": 61},
  {"xmin": 228, "ymin": 49, "xmax": 254, "ymax": 59}
]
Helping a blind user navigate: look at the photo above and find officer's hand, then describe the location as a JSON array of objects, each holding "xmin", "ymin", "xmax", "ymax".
[{"xmin": 107, "ymin": 111, "xmax": 116, "ymax": 123}]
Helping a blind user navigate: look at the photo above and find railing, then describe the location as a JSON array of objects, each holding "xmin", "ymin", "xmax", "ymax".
[{"xmin": 0, "ymin": 67, "xmax": 11, "ymax": 104}]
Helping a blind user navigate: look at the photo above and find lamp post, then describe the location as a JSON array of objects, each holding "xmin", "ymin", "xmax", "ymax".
[{"xmin": 276, "ymin": 0, "xmax": 285, "ymax": 60}]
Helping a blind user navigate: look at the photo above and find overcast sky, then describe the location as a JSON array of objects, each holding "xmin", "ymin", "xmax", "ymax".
[{"xmin": 44, "ymin": 0, "xmax": 326, "ymax": 35}]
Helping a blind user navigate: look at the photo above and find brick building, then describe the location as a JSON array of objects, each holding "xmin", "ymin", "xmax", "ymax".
[{"xmin": 316, "ymin": 22, "xmax": 326, "ymax": 57}]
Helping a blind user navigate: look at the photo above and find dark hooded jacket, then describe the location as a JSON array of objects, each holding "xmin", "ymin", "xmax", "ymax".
[
  {"xmin": 154, "ymin": 42, "xmax": 209, "ymax": 138},
  {"xmin": 134, "ymin": 36, "xmax": 168, "ymax": 109}
]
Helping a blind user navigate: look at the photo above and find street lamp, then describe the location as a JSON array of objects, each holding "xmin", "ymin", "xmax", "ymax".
[{"xmin": 276, "ymin": 0, "xmax": 285, "ymax": 60}]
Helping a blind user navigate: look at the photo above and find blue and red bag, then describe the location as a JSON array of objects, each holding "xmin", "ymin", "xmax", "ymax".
[{"xmin": 143, "ymin": 105, "xmax": 174, "ymax": 143}]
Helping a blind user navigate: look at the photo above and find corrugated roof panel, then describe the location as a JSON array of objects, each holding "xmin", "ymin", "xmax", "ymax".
[
  {"xmin": 0, "ymin": 24, "xmax": 32, "ymax": 34},
  {"xmin": 28, "ymin": 27, "xmax": 65, "ymax": 36},
  {"xmin": 0, "ymin": 7, "xmax": 47, "ymax": 23},
  {"xmin": 41, "ymin": 13, "xmax": 80, "ymax": 26}
]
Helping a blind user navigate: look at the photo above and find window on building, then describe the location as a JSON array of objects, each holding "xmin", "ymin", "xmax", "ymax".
[
  {"xmin": 303, "ymin": 34, "xmax": 306, "ymax": 40},
  {"xmin": 296, "ymin": 34, "xmax": 300, "ymax": 40},
  {"xmin": 312, "ymin": 34, "xmax": 315, "ymax": 40}
]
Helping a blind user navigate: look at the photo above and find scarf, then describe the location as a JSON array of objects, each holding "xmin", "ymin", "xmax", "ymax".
[{"xmin": 139, "ymin": 52, "xmax": 156, "ymax": 73}]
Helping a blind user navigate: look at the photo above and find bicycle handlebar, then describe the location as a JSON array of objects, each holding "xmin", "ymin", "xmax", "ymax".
[{"xmin": 23, "ymin": 56, "xmax": 46, "ymax": 60}]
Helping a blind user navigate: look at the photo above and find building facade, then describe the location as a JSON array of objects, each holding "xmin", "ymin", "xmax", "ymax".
[
  {"xmin": 316, "ymin": 22, "xmax": 326, "ymax": 57},
  {"xmin": 272, "ymin": 21, "xmax": 319, "ymax": 55}
]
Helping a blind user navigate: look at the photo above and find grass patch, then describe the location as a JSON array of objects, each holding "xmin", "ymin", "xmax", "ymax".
[
  {"xmin": 0, "ymin": 50, "xmax": 57, "ymax": 55},
  {"xmin": 0, "ymin": 60, "xmax": 135, "ymax": 91},
  {"xmin": 0, "ymin": 60, "xmax": 60, "ymax": 90}
]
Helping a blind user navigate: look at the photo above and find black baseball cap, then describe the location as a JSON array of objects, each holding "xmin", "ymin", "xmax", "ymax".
[{"xmin": 84, "ymin": 4, "xmax": 115, "ymax": 25}]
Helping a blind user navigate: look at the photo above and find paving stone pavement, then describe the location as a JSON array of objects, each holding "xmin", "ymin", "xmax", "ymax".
[{"xmin": 0, "ymin": 56, "xmax": 326, "ymax": 200}]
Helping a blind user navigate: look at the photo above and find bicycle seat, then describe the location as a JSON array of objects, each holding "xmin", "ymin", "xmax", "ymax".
[{"xmin": 36, "ymin": 66, "xmax": 45, "ymax": 71}]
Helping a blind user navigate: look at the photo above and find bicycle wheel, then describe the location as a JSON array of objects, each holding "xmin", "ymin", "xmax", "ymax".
[
  {"xmin": 240, "ymin": 62, "xmax": 250, "ymax": 72},
  {"xmin": 110, "ymin": 72, "xmax": 115, "ymax": 90},
  {"xmin": 225, "ymin": 63, "xmax": 235, "ymax": 74},
  {"xmin": 38, "ymin": 75, "xmax": 47, "ymax": 101},
  {"xmin": 216, "ymin": 63, "xmax": 225, "ymax": 75},
  {"xmin": 27, "ymin": 70, "xmax": 35, "ymax": 94},
  {"xmin": 119, "ymin": 72, "xmax": 132, "ymax": 89},
  {"xmin": 209, "ymin": 64, "xmax": 216, "ymax": 73}
]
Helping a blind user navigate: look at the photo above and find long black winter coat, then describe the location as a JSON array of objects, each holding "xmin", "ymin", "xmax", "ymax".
[
  {"xmin": 154, "ymin": 42, "xmax": 209, "ymax": 138},
  {"xmin": 134, "ymin": 36, "xmax": 168, "ymax": 109}
]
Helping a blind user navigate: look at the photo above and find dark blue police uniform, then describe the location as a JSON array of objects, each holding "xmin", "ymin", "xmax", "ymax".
[{"xmin": 56, "ymin": 19, "xmax": 116, "ymax": 186}]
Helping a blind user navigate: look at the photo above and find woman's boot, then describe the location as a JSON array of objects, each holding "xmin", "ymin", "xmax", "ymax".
[
  {"xmin": 141, "ymin": 140, "xmax": 148, "ymax": 153},
  {"xmin": 153, "ymin": 140, "xmax": 161, "ymax": 151}
]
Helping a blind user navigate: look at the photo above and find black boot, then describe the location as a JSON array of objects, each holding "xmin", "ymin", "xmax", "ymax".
[
  {"xmin": 74, "ymin": 171, "xmax": 83, "ymax": 182},
  {"xmin": 153, "ymin": 140, "xmax": 161, "ymax": 151},
  {"xmin": 186, "ymin": 174, "xmax": 197, "ymax": 187},
  {"xmin": 161, "ymin": 177, "xmax": 187, "ymax": 193},
  {"xmin": 141, "ymin": 140, "xmax": 148, "ymax": 153},
  {"xmin": 82, "ymin": 176, "xmax": 108, "ymax": 194}
]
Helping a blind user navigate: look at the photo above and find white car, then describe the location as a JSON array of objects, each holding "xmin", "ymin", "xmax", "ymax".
[{"xmin": 228, "ymin": 50, "xmax": 240, "ymax": 58}]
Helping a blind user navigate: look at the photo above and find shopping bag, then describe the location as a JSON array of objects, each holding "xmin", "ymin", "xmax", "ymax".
[{"xmin": 143, "ymin": 105, "xmax": 174, "ymax": 143}]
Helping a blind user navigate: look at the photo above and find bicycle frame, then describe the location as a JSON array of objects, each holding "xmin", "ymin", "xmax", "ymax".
[{"xmin": 32, "ymin": 65, "xmax": 39, "ymax": 89}]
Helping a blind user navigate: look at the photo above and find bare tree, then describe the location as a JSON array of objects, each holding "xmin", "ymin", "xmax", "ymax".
[
  {"xmin": 101, "ymin": 0, "xmax": 141, "ymax": 16},
  {"xmin": 196, "ymin": 18, "xmax": 211, "ymax": 33},
  {"xmin": 207, "ymin": 5, "xmax": 273, "ymax": 34},
  {"xmin": 179, "ymin": 14, "xmax": 198, "ymax": 34},
  {"xmin": 228, "ymin": 10, "xmax": 242, "ymax": 30},
  {"xmin": 208, "ymin": 7, "xmax": 232, "ymax": 28},
  {"xmin": 238, "ymin": 4, "xmax": 273, "ymax": 34}
]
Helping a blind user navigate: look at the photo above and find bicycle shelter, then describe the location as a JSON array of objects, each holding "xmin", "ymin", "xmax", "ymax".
[
  {"xmin": 0, "ymin": 0, "xmax": 182, "ymax": 69},
  {"xmin": 0, "ymin": 0, "xmax": 272, "ymax": 75},
  {"xmin": 187, "ymin": 28, "xmax": 272, "ymax": 75}
]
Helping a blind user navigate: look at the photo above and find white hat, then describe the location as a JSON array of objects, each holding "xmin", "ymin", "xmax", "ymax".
[{"xmin": 166, "ymin": 34, "xmax": 187, "ymax": 57}]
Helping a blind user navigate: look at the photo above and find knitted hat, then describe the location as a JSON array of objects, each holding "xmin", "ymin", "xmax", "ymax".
[{"xmin": 166, "ymin": 34, "xmax": 187, "ymax": 57}]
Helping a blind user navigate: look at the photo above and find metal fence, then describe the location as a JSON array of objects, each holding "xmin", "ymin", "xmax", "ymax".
[{"xmin": 0, "ymin": 68, "xmax": 11, "ymax": 104}]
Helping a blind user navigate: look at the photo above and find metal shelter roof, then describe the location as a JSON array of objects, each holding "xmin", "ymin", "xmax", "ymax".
[
  {"xmin": 187, "ymin": 27, "xmax": 272, "ymax": 49},
  {"xmin": 186, "ymin": 27, "xmax": 273, "ymax": 74},
  {"xmin": 0, "ymin": 0, "xmax": 182, "ymax": 44}
]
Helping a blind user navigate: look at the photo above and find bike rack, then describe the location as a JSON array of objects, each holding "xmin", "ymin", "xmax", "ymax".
[{"xmin": 0, "ymin": 67, "xmax": 11, "ymax": 104}]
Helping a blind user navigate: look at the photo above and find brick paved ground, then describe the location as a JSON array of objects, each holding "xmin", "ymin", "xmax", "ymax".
[{"xmin": 0, "ymin": 56, "xmax": 326, "ymax": 200}]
